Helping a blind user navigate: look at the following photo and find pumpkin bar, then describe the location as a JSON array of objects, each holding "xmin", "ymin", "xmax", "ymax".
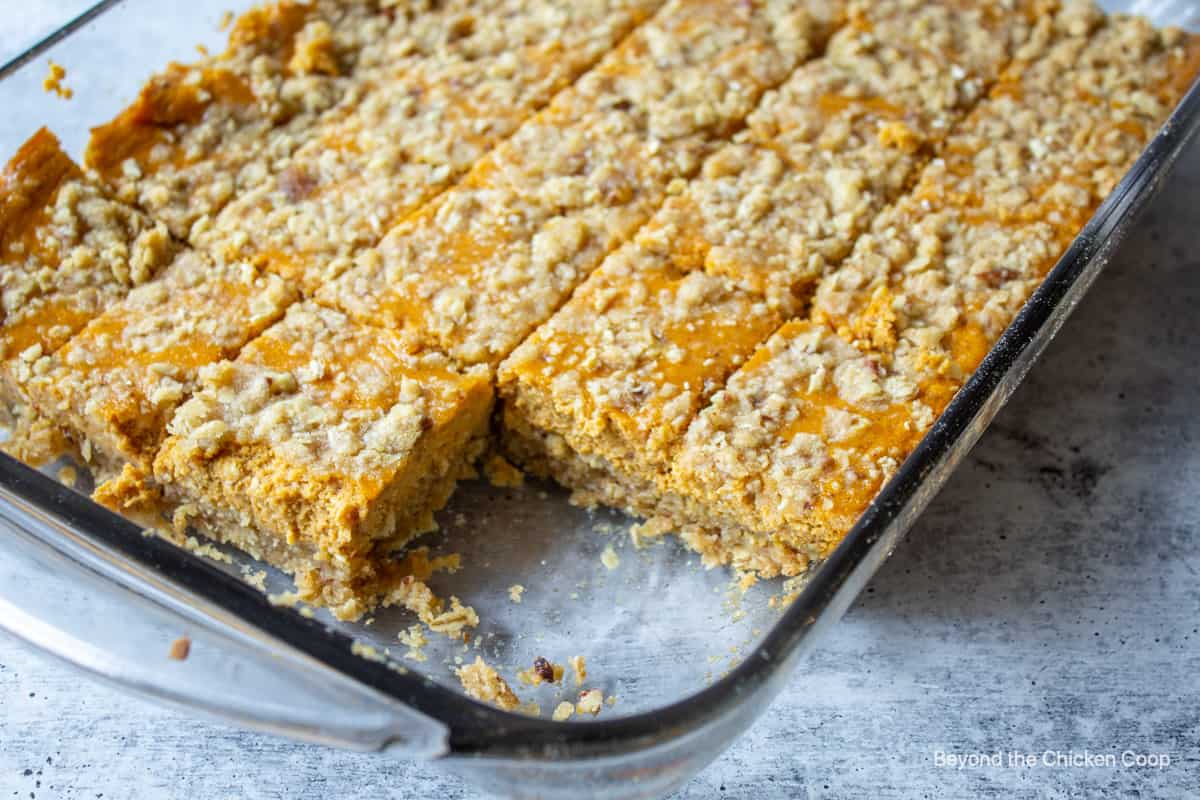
[
  {"xmin": 0, "ymin": 129, "xmax": 175, "ymax": 407},
  {"xmin": 500, "ymin": 230, "xmax": 786, "ymax": 507},
  {"xmin": 667, "ymin": 319, "xmax": 959, "ymax": 576},
  {"xmin": 496, "ymin": 0, "xmax": 1037, "ymax": 511},
  {"xmin": 24, "ymin": 252, "xmax": 297, "ymax": 472},
  {"xmin": 318, "ymin": 0, "xmax": 838, "ymax": 367},
  {"xmin": 152, "ymin": 302, "xmax": 492, "ymax": 619},
  {"xmin": 195, "ymin": 0, "xmax": 663, "ymax": 292},
  {"xmin": 816, "ymin": 8, "xmax": 1200, "ymax": 363},
  {"xmin": 716, "ymin": 0, "xmax": 1041, "ymax": 300},
  {"xmin": 86, "ymin": 0, "xmax": 395, "ymax": 240},
  {"xmin": 664, "ymin": 10, "xmax": 1200, "ymax": 576}
]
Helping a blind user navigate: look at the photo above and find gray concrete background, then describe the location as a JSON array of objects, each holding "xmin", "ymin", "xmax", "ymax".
[{"xmin": 1, "ymin": 6, "xmax": 1199, "ymax": 799}]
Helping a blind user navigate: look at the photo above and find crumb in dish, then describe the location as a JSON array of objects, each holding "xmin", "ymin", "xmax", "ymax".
[{"xmin": 458, "ymin": 656, "xmax": 522, "ymax": 711}]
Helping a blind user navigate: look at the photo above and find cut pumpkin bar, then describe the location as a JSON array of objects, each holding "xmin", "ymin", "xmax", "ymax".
[
  {"xmin": 815, "ymin": 7, "xmax": 1200, "ymax": 364},
  {"xmin": 0, "ymin": 129, "xmax": 175, "ymax": 407},
  {"xmin": 318, "ymin": 0, "xmax": 840, "ymax": 366},
  {"xmin": 659, "ymin": 8, "xmax": 1200, "ymax": 575},
  {"xmin": 496, "ymin": 0, "xmax": 1040, "ymax": 512},
  {"xmin": 665, "ymin": 318, "xmax": 960, "ymax": 576},
  {"xmin": 195, "ymin": 0, "xmax": 664, "ymax": 293},
  {"xmin": 150, "ymin": 303, "xmax": 493, "ymax": 618},
  {"xmin": 500, "ymin": 230, "xmax": 787, "ymax": 509},
  {"xmin": 86, "ymin": 0, "xmax": 397, "ymax": 240},
  {"xmin": 24, "ymin": 251, "xmax": 297, "ymax": 472}
]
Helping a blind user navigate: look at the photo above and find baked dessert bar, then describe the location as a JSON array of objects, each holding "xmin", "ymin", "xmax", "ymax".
[
  {"xmin": 195, "ymin": 0, "xmax": 663, "ymax": 292},
  {"xmin": 500, "ymin": 231, "xmax": 787, "ymax": 509},
  {"xmin": 86, "ymin": 0, "xmax": 394, "ymax": 239},
  {"xmin": 151, "ymin": 302, "xmax": 492, "ymax": 618},
  {"xmin": 24, "ymin": 251, "xmax": 296, "ymax": 472},
  {"xmin": 668, "ymin": 318, "xmax": 957, "ymax": 575},
  {"xmin": 318, "ymin": 0, "xmax": 840, "ymax": 367},
  {"xmin": 0, "ymin": 129, "xmax": 174, "ymax": 407},
  {"xmin": 664, "ymin": 8, "xmax": 1200, "ymax": 576},
  {"xmin": 816, "ymin": 6, "xmax": 1200, "ymax": 363},
  {"xmin": 497, "ymin": 0, "xmax": 1037, "ymax": 511}
]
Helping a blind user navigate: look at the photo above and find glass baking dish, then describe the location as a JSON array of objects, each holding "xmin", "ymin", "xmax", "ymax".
[{"xmin": 0, "ymin": 2, "xmax": 1198, "ymax": 797}]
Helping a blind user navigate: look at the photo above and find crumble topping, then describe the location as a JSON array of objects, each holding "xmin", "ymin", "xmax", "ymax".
[
  {"xmin": 570, "ymin": 655, "xmax": 588, "ymax": 686},
  {"xmin": 197, "ymin": 0, "xmax": 662, "ymax": 293},
  {"xmin": 0, "ymin": 130, "xmax": 175, "ymax": 404},
  {"xmin": 458, "ymin": 656, "xmax": 521, "ymax": 711},
  {"xmin": 42, "ymin": 62, "xmax": 72, "ymax": 100},
  {"xmin": 25, "ymin": 252, "xmax": 296, "ymax": 469},
  {"xmin": 496, "ymin": 0, "xmax": 1038, "ymax": 516},
  {"xmin": 576, "ymin": 688, "xmax": 604, "ymax": 716},
  {"xmin": 319, "ymin": 0, "xmax": 835, "ymax": 367}
]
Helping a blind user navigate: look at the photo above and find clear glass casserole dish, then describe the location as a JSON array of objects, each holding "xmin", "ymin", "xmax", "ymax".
[{"xmin": 0, "ymin": 2, "xmax": 1198, "ymax": 797}]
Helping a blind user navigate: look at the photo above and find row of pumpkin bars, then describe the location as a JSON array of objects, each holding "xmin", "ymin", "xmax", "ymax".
[{"xmin": 0, "ymin": 0, "xmax": 1195, "ymax": 618}]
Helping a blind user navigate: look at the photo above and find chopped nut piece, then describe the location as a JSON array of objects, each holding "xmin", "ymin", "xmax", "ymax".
[
  {"xmin": 532, "ymin": 657, "xmax": 555, "ymax": 683},
  {"xmin": 519, "ymin": 657, "xmax": 564, "ymax": 686},
  {"xmin": 552, "ymin": 701, "xmax": 575, "ymax": 722},
  {"xmin": 576, "ymin": 688, "xmax": 604, "ymax": 716},
  {"xmin": 570, "ymin": 655, "xmax": 588, "ymax": 687},
  {"xmin": 508, "ymin": 584, "xmax": 525, "ymax": 604}
]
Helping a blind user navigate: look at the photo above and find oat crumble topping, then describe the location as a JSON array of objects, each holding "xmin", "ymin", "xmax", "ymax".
[{"xmin": 458, "ymin": 656, "xmax": 521, "ymax": 711}]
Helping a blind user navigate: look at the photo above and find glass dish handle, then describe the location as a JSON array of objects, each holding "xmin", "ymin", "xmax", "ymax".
[{"xmin": 0, "ymin": 464, "xmax": 448, "ymax": 758}]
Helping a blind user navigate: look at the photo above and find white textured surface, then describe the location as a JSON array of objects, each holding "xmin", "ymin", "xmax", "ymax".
[{"xmin": 2, "ymin": 7, "xmax": 1200, "ymax": 800}]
